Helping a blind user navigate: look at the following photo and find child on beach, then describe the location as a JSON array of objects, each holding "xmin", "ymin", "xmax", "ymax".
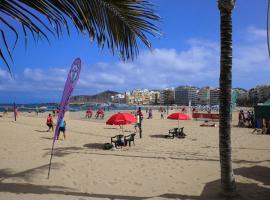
[
  {"xmin": 57, "ymin": 119, "xmax": 66, "ymax": 140},
  {"xmin": 46, "ymin": 114, "xmax": 54, "ymax": 132}
]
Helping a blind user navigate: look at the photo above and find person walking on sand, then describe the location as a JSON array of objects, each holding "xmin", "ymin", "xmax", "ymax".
[
  {"xmin": 46, "ymin": 113, "xmax": 54, "ymax": 132},
  {"xmin": 161, "ymin": 110, "xmax": 164, "ymax": 119},
  {"xmin": 57, "ymin": 119, "xmax": 66, "ymax": 140}
]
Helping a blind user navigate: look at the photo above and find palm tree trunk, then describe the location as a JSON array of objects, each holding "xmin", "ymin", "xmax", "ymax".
[{"xmin": 218, "ymin": 0, "xmax": 236, "ymax": 196}]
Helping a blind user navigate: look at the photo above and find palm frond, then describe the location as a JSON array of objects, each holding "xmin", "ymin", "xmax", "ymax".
[{"xmin": 0, "ymin": 0, "xmax": 160, "ymax": 75}]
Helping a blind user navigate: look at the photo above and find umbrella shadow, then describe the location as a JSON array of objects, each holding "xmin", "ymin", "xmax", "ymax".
[
  {"xmin": 104, "ymin": 127, "xmax": 118, "ymax": 130},
  {"xmin": 149, "ymin": 134, "xmax": 166, "ymax": 139},
  {"xmin": 83, "ymin": 143, "xmax": 104, "ymax": 150}
]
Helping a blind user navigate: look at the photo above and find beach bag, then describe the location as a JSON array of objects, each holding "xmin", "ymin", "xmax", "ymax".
[{"xmin": 103, "ymin": 143, "xmax": 113, "ymax": 150}]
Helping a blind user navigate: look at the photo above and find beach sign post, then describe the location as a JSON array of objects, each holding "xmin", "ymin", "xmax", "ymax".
[
  {"xmin": 47, "ymin": 58, "xmax": 81, "ymax": 179},
  {"xmin": 13, "ymin": 102, "xmax": 16, "ymax": 121},
  {"xmin": 138, "ymin": 107, "xmax": 142, "ymax": 138}
]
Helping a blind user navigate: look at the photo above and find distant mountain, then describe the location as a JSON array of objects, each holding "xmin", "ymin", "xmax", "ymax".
[{"xmin": 70, "ymin": 90, "xmax": 120, "ymax": 104}]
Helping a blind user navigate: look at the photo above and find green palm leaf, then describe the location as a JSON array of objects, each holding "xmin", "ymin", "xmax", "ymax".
[{"xmin": 0, "ymin": 0, "xmax": 160, "ymax": 75}]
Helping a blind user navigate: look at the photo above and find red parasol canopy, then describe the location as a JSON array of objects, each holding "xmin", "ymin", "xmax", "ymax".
[
  {"xmin": 106, "ymin": 112, "xmax": 136, "ymax": 125},
  {"xmin": 167, "ymin": 112, "xmax": 191, "ymax": 129},
  {"xmin": 167, "ymin": 112, "xmax": 191, "ymax": 120}
]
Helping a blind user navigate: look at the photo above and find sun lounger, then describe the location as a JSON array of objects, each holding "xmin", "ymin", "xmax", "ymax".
[
  {"xmin": 111, "ymin": 134, "xmax": 125, "ymax": 148},
  {"xmin": 124, "ymin": 133, "xmax": 136, "ymax": 146},
  {"xmin": 200, "ymin": 123, "xmax": 216, "ymax": 127}
]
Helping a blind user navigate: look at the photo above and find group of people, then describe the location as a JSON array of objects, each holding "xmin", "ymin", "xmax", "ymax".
[
  {"xmin": 85, "ymin": 108, "xmax": 105, "ymax": 119},
  {"xmin": 46, "ymin": 113, "xmax": 66, "ymax": 140},
  {"xmin": 238, "ymin": 110, "xmax": 255, "ymax": 128}
]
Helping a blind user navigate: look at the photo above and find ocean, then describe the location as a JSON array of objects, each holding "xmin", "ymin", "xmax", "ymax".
[{"xmin": 0, "ymin": 103, "xmax": 139, "ymax": 112}]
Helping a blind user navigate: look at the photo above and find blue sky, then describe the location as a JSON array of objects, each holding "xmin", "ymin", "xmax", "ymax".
[{"xmin": 0, "ymin": 0, "xmax": 269, "ymax": 103}]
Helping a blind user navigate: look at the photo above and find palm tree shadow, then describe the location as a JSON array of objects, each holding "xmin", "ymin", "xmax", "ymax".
[
  {"xmin": 0, "ymin": 177, "xmax": 269, "ymax": 200},
  {"xmin": 42, "ymin": 147, "xmax": 84, "ymax": 158},
  {"xmin": 0, "ymin": 163, "xmax": 62, "ymax": 182},
  {"xmin": 234, "ymin": 165, "xmax": 270, "ymax": 186},
  {"xmin": 0, "ymin": 164, "xmax": 269, "ymax": 200}
]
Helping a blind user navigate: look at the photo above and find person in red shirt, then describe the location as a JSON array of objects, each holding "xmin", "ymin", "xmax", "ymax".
[{"xmin": 46, "ymin": 113, "xmax": 54, "ymax": 132}]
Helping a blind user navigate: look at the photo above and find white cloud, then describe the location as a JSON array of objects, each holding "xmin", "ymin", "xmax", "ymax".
[
  {"xmin": 246, "ymin": 26, "xmax": 266, "ymax": 40},
  {"xmin": 0, "ymin": 26, "xmax": 269, "ymax": 94}
]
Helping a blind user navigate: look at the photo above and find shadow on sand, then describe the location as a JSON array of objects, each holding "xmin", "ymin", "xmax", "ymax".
[
  {"xmin": 149, "ymin": 134, "xmax": 166, "ymax": 138},
  {"xmin": 0, "ymin": 163, "xmax": 62, "ymax": 182},
  {"xmin": 0, "ymin": 165, "xmax": 270, "ymax": 199},
  {"xmin": 40, "ymin": 136, "xmax": 53, "ymax": 140},
  {"xmin": 235, "ymin": 165, "xmax": 270, "ymax": 186},
  {"xmin": 35, "ymin": 130, "xmax": 49, "ymax": 133},
  {"xmin": 83, "ymin": 143, "xmax": 104, "ymax": 150}
]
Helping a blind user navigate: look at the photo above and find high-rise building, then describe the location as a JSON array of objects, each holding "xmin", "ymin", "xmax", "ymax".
[
  {"xmin": 149, "ymin": 90, "xmax": 160, "ymax": 105},
  {"xmin": 210, "ymin": 88, "xmax": 220, "ymax": 106},
  {"xmin": 175, "ymin": 86, "xmax": 198, "ymax": 106},
  {"xmin": 198, "ymin": 87, "xmax": 211, "ymax": 105},
  {"xmin": 160, "ymin": 88, "xmax": 175, "ymax": 105}
]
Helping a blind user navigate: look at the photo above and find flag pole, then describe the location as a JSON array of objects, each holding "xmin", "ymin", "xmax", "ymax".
[
  {"xmin": 47, "ymin": 58, "xmax": 81, "ymax": 179},
  {"xmin": 47, "ymin": 139, "xmax": 56, "ymax": 179}
]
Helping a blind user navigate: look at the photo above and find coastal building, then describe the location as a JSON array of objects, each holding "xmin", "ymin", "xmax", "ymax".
[
  {"xmin": 210, "ymin": 88, "xmax": 220, "ymax": 106},
  {"xmin": 160, "ymin": 88, "xmax": 175, "ymax": 105},
  {"xmin": 125, "ymin": 89, "xmax": 159, "ymax": 105},
  {"xmin": 174, "ymin": 86, "xmax": 198, "ymax": 106},
  {"xmin": 198, "ymin": 87, "xmax": 211, "ymax": 105},
  {"xmin": 110, "ymin": 93, "xmax": 126, "ymax": 104},
  {"xmin": 149, "ymin": 90, "xmax": 160, "ymax": 105}
]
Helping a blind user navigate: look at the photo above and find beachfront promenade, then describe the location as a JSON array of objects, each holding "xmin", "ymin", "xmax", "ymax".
[{"xmin": 0, "ymin": 110, "xmax": 269, "ymax": 200}]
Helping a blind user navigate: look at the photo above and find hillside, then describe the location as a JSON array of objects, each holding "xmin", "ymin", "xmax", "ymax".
[{"xmin": 70, "ymin": 90, "xmax": 120, "ymax": 103}]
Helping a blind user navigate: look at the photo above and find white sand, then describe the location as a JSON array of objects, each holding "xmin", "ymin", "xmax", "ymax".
[{"xmin": 0, "ymin": 110, "xmax": 269, "ymax": 200}]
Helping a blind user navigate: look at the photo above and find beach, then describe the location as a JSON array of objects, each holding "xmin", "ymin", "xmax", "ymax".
[{"xmin": 0, "ymin": 110, "xmax": 269, "ymax": 200}]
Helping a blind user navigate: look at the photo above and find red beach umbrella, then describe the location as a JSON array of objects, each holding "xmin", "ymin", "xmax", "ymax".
[
  {"xmin": 106, "ymin": 112, "xmax": 136, "ymax": 126},
  {"xmin": 167, "ymin": 112, "xmax": 191, "ymax": 128},
  {"xmin": 167, "ymin": 112, "xmax": 191, "ymax": 120}
]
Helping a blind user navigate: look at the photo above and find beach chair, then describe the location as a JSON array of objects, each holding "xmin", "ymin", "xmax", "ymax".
[
  {"xmin": 175, "ymin": 127, "xmax": 186, "ymax": 138},
  {"xmin": 111, "ymin": 134, "xmax": 125, "ymax": 148},
  {"xmin": 165, "ymin": 128, "xmax": 178, "ymax": 138},
  {"xmin": 124, "ymin": 133, "xmax": 136, "ymax": 146}
]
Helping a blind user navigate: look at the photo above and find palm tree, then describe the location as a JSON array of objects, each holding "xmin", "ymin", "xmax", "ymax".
[
  {"xmin": 0, "ymin": 0, "xmax": 160, "ymax": 74},
  {"xmin": 218, "ymin": 0, "xmax": 236, "ymax": 196}
]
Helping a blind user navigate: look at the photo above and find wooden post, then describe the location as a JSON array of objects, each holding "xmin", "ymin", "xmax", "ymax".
[{"xmin": 139, "ymin": 107, "xmax": 142, "ymax": 138}]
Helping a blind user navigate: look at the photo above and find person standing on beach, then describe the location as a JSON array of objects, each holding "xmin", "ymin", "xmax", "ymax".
[
  {"xmin": 161, "ymin": 110, "xmax": 164, "ymax": 119},
  {"xmin": 46, "ymin": 113, "xmax": 54, "ymax": 132},
  {"xmin": 57, "ymin": 119, "xmax": 66, "ymax": 140}
]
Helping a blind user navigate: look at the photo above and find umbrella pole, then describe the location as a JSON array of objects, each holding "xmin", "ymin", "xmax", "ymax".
[{"xmin": 178, "ymin": 120, "xmax": 179, "ymax": 129}]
